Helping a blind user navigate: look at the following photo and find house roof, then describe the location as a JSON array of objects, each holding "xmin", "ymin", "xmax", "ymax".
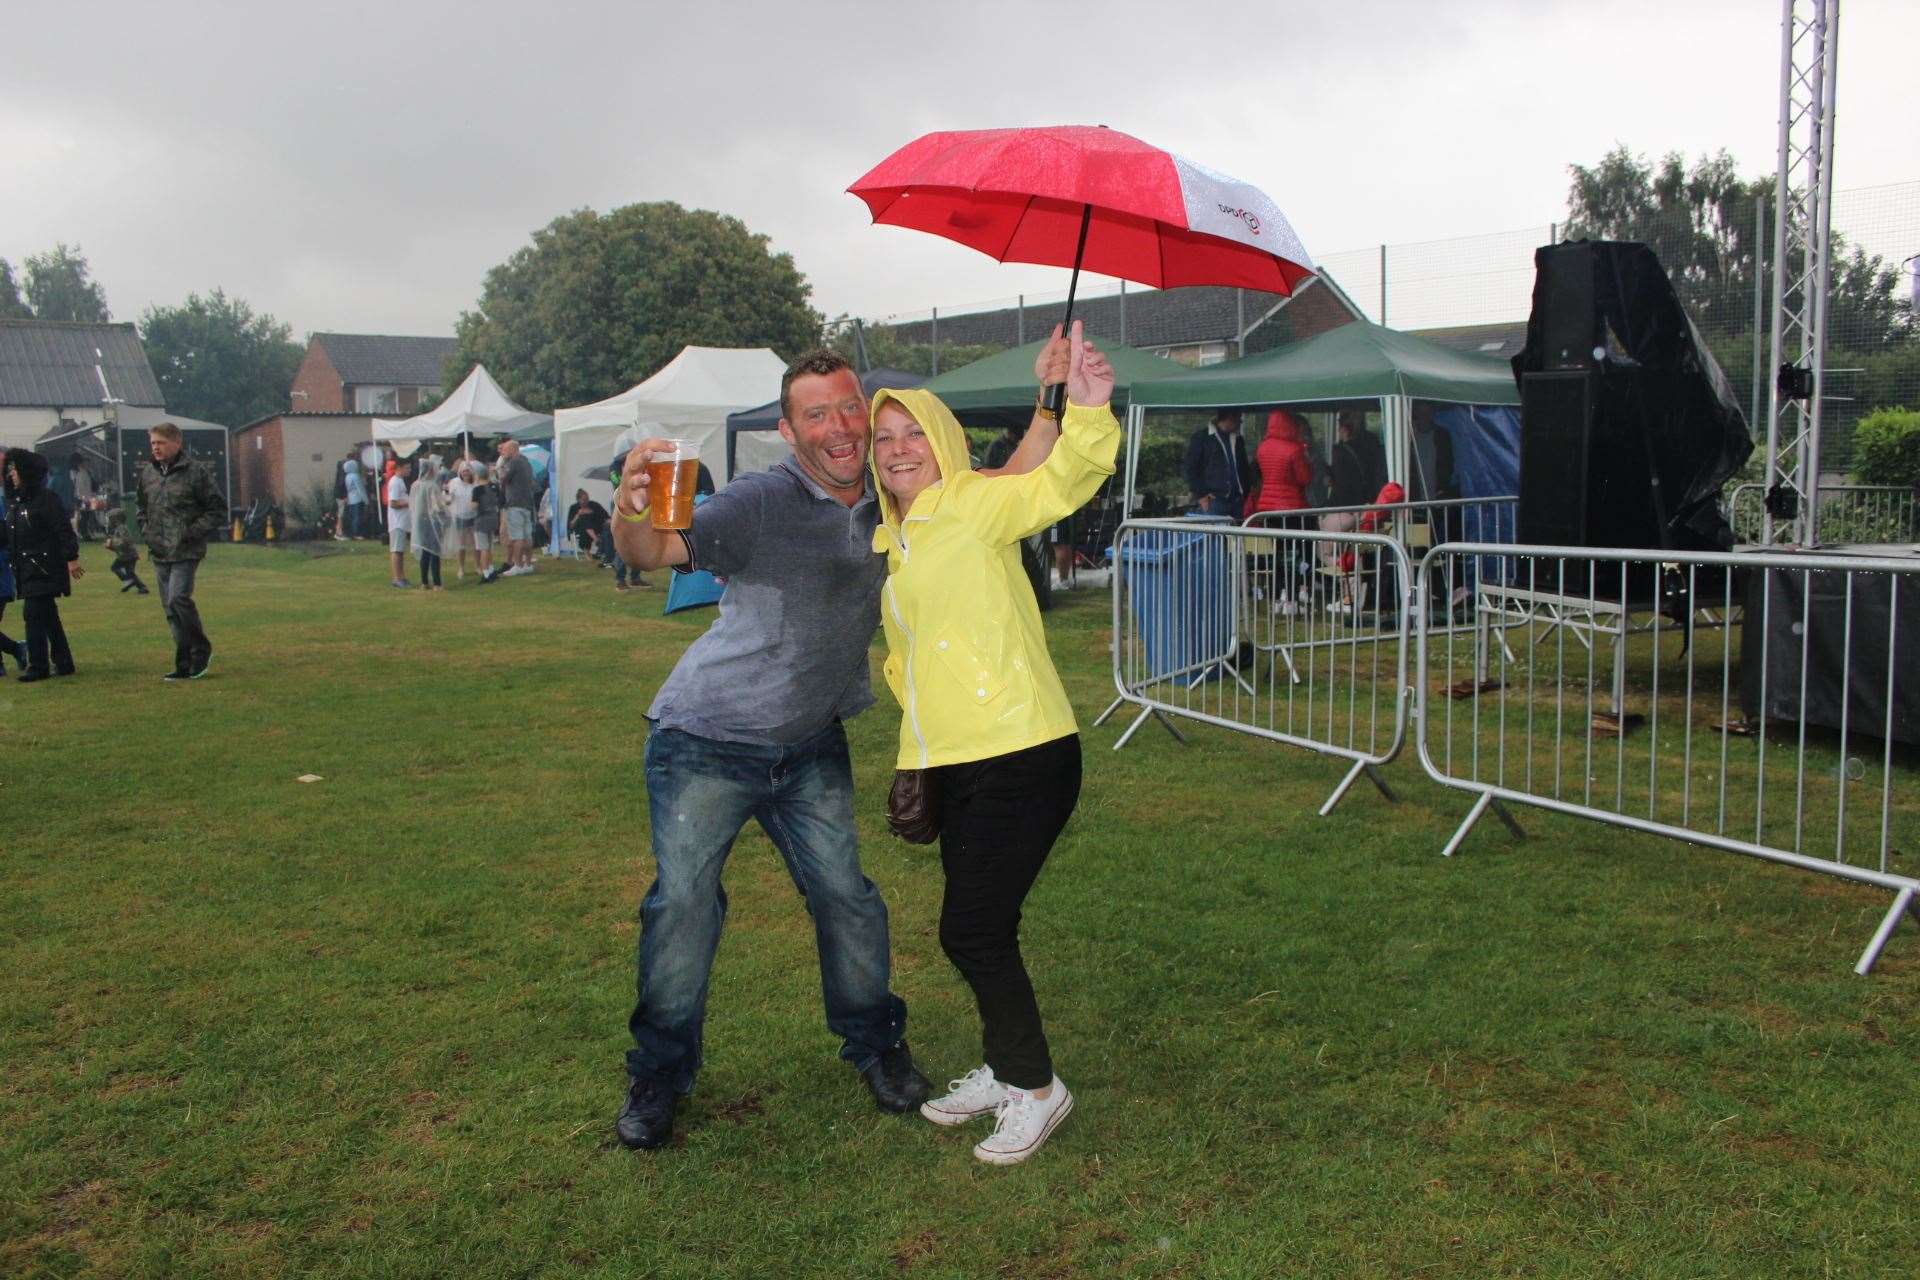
[
  {"xmin": 1406, "ymin": 320, "xmax": 1531, "ymax": 362},
  {"xmin": 312, "ymin": 333, "xmax": 458, "ymax": 387},
  {"xmin": 0, "ymin": 320, "xmax": 166, "ymax": 408},
  {"xmin": 888, "ymin": 285, "xmax": 1291, "ymax": 352},
  {"xmin": 885, "ymin": 280, "xmax": 1363, "ymax": 356}
]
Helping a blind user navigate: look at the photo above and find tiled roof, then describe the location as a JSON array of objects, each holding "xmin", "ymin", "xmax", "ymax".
[
  {"xmin": 312, "ymin": 333, "xmax": 458, "ymax": 387},
  {"xmin": 887, "ymin": 281, "xmax": 1363, "ymax": 355},
  {"xmin": 889, "ymin": 286, "xmax": 1290, "ymax": 351},
  {"xmin": 1407, "ymin": 320, "xmax": 1531, "ymax": 361},
  {"xmin": 0, "ymin": 320, "xmax": 166, "ymax": 408}
]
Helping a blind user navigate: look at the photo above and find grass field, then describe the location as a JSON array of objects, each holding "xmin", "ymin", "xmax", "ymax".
[{"xmin": 4, "ymin": 541, "xmax": 1916, "ymax": 1279}]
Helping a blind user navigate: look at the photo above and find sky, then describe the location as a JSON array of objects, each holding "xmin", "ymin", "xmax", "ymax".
[{"xmin": 5, "ymin": 0, "xmax": 1916, "ymax": 341}]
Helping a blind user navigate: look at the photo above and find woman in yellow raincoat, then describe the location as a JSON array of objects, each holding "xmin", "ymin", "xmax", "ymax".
[{"xmin": 868, "ymin": 323, "xmax": 1117, "ymax": 1165}]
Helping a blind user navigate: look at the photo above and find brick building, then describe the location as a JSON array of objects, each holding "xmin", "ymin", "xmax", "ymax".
[{"xmin": 289, "ymin": 332, "xmax": 458, "ymax": 414}]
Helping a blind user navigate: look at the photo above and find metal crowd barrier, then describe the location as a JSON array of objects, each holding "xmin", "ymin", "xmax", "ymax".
[
  {"xmin": 1413, "ymin": 542, "xmax": 1920, "ymax": 974},
  {"xmin": 1099, "ymin": 519, "xmax": 1413, "ymax": 815},
  {"xmin": 1727, "ymin": 481, "xmax": 1919, "ymax": 546}
]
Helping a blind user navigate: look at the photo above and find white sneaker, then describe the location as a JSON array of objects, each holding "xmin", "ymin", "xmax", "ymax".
[
  {"xmin": 920, "ymin": 1066, "xmax": 1007, "ymax": 1127},
  {"xmin": 973, "ymin": 1077, "xmax": 1073, "ymax": 1166}
]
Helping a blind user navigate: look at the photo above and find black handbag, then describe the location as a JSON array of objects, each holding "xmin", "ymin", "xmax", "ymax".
[{"xmin": 886, "ymin": 768, "xmax": 941, "ymax": 844}]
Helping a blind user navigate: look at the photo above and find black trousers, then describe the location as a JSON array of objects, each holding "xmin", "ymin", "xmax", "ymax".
[
  {"xmin": 23, "ymin": 596, "xmax": 73, "ymax": 674},
  {"xmin": 933, "ymin": 733, "xmax": 1082, "ymax": 1090},
  {"xmin": 111, "ymin": 560, "xmax": 148, "ymax": 591},
  {"xmin": 418, "ymin": 550, "xmax": 441, "ymax": 587},
  {"xmin": 0, "ymin": 599, "xmax": 17, "ymax": 660}
]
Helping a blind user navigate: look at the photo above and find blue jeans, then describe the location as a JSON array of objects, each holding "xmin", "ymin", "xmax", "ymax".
[{"xmin": 627, "ymin": 721, "xmax": 907, "ymax": 1092}]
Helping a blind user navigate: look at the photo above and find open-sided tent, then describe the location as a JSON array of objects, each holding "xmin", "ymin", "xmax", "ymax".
[
  {"xmin": 724, "ymin": 366, "xmax": 925, "ymax": 479},
  {"xmin": 1125, "ymin": 320, "xmax": 1523, "ymax": 507},
  {"xmin": 552, "ymin": 347, "xmax": 785, "ymax": 534},
  {"xmin": 371, "ymin": 364, "xmax": 549, "ymax": 454},
  {"xmin": 921, "ymin": 339, "xmax": 1192, "ymax": 427}
]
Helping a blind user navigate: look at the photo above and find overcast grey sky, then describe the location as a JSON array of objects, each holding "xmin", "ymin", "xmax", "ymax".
[{"xmin": 6, "ymin": 0, "xmax": 1915, "ymax": 339}]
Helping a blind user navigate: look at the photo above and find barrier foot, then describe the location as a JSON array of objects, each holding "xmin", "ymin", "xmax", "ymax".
[
  {"xmin": 1112, "ymin": 707, "xmax": 1186, "ymax": 752},
  {"xmin": 1441, "ymin": 793, "xmax": 1522, "ymax": 858},
  {"xmin": 1318, "ymin": 760, "xmax": 1397, "ymax": 818},
  {"xmin": 1092, "ymin": 696, "xmax": 1128, "ymax": 728},
  {"xmin": 1854, "ymin": 886, "xmax": 1918, "ymax": 977}
]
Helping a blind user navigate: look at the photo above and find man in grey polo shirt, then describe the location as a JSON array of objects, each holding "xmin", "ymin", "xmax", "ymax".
[
  {"xmin": 606, "ymin": 350, "xmax": 927, "ymax": 1150},
  {"xmin": 495, "ymin": 439, "xmax": 537, "ymax": 577}
]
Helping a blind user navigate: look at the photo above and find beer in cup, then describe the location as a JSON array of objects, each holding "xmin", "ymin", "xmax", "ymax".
[{"xmin": 648, "ymin": 439, "xmax": 699, "ymax": 530}]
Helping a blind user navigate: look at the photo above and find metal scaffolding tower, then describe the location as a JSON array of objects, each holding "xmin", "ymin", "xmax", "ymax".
[{"xmin": 1761, "ymin": 0, "xmax": 1841, "ymax": 546}]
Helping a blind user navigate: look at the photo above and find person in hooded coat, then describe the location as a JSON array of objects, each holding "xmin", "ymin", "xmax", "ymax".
[
  {"xmin": 410, "ymin": 456, "xmax": 450, "ymax": 590},
  {"xmin": 866, "ymin": 323, "xmax": 1118, "ymax": 1167},
  {"xmin": 1246, "ymin": 410, "xmax": 1314, "ymax": 520},
  {"xmin": 0, "ymin": 449, "xmax": 84, "ymax": 681},
  {"xmin": 1245, "ymin": 409, "xmax": 1317, "ymax": 613},
  {"xmin": 0, "ymin": 447, "xmax": 32, "ymax": 676}
]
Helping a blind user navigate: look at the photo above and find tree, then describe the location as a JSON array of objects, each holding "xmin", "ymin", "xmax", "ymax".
[
  {"xmin": 824, "ymin": 317, "xmax": 1004, "ymax": 378},
  {"xmin": 1563, "ymin": 146, "xmax": 1910, "ymax": 351},
  {"xmin": 23, "ymin": 243, "xmax": 110, "ymax": 322},
  {"xmin": 0, "ymin": 259, "xmax": 29, "ymax": 319},
  {"xmin": 139, "ymin": 290, "xmax": 304, "ymax": 427},
  {"xmin": 449, "ymin": 202, "xmax": 823, "ymax": 409}
]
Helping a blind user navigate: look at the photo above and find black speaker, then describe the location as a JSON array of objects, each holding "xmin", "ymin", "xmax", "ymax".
[
  {"xmin": 1534, "ymin": 241, "xmax": 1601, "ymax": 371},
  {"xmin": 1518, "ymin": 371, "xmax": 1594, "ymax": 545}
]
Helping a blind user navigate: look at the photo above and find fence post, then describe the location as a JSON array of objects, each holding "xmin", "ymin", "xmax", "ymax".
[
  {"xmin": 1120, "ymin": 281, "xmax": 1127, "ymax": 346},
  {"xmin": 1752, "ymin": 193, "xmax": 1767, "ymax": 438},
  {"xmin": 930, "ymin": 307, "xmax": 939, "ymax": 376},
  {"xmin": 1017, "ymin": 294, "xmax": 1024, "ymax": 345},
  {"xmin": 1379, "ymin": 244, "xmax": 1388, "ymax": 324}
]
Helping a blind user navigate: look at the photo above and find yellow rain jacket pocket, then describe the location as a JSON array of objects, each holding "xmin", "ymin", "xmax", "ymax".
[{"xmin": 929, "ymin": 623, "xmax": 1009, "ymax": 707}]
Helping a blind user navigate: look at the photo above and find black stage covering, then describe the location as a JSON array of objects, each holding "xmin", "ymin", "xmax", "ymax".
[
  {"xmin": 1513, "ymin": 240, "xmax": 1753, "ymax": 556},
  {"xmin": 1741, "ymin": 562, "xmax": 1920, "ymax": 746}
]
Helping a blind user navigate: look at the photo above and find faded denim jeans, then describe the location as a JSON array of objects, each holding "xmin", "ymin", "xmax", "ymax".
[{"xmin": 627, "ymin": 721, "xmax": 907, "ymax": 1093}]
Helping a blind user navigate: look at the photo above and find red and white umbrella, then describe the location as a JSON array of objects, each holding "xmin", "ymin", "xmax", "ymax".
[
  {"xmin": 850, "ymin": 125, "xmax": 1313, "ymax": 408},
  {"xmin": 850, "ymin": 125, "xmax": 1314, "ymax": 297}
]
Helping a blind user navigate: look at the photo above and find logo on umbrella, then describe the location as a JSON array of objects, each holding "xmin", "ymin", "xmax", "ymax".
[{"xmin": 1217, "ymin": 205, "xmax": 1261, "ymax": 235}]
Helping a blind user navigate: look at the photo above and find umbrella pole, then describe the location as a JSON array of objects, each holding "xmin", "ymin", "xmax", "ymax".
[{"xmin": 1040, "ymin": 203, "xmax": 1093, "ymax": 417}]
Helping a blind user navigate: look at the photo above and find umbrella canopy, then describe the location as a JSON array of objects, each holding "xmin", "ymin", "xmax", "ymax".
[
  {"xmin": 1130, "ymin": 321, "xmax": 1523, "ymax": 408},
  {"xmin": 922, "ymin": 339, "xmax": 1192, "ymax": 425},
  {"xmin": 849, "ymin": 126, "xmax": 1315, "ymax": 295},
  {"xmin": 372, "ymin": 364, "xmax": 549, "ymax": 443}
]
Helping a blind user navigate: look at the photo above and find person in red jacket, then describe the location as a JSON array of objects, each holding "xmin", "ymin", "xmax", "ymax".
[
  {"xmin": 1244, "ymin": 409, "xmax": 1313, "ymax": 520},
  {"xmin": 1246, "ymin": 410, "xmax": 1315, "ymax": 614}
]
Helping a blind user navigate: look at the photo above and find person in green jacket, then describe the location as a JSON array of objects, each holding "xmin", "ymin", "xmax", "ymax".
[
  {"xmin": 868, "ymin": 322, "xmax": 1118, "ymax": 1166},
  {"xmin": 135, "ymin": 422, "xmax": 226, "ymax": 680}
]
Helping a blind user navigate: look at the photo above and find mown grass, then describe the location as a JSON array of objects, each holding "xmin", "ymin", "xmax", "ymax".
[{"xmin": 2, "ymin": 542, "xmax": 1916, "ymax": 1279}]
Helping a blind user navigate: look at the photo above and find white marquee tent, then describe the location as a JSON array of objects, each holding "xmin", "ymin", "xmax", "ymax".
[
  {"xmin": 552, "ymin": 346, "xmax": 786, "ymax": 526},
  {"xmin": 372, "ymin": 364, "xmax": 549, "ymax": 453}
]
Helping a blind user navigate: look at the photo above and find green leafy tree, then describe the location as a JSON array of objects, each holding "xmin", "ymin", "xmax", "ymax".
[
  {"xmin": 449, "ymin": 202, "xmax": 823, "ymax": 409},
  {"xmin": 139, "ymin": 290, "xmax": 304, "ymax": 427},
  {"xmin": 23, "ymin": 243, "xmax": 110, "ymax": 322},
  {"xmin": 824, "ymin": 318, "xmax": 1004, "ymax": 377},
  {"xmin": 1564, "ymin": 146, "xmax": 1910, "ymax": 351},
  {"xmin": 0, "ymin": 258, "xmax": 29, "ymax": 319}
]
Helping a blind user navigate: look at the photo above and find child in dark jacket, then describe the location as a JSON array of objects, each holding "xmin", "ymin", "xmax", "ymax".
[
  {"xmin": 104, "ymin": 508, "xmax": 150, "ymax": 594},
  {"xmin": 0, "ymin": 449, "xmax": 84, "ymax": 680}
]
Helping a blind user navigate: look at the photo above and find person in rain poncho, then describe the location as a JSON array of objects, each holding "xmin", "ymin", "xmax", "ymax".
[
  {"xmin": 409, "ymin": 456, "xmax": 451, "ymax": 591},
  {"xmin": 866, "ymin": 323, "xmax": 1117, "ymax": 1166}
]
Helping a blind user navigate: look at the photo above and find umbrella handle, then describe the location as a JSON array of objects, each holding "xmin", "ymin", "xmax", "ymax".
[{"xmin": 1040, "ymin": 203, "xmax": 1093, "ymax": 417}]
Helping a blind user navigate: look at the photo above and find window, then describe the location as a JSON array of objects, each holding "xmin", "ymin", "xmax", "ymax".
[{"xmin": 354, "ymin": 386, "xmax": 401, "ymax": 413}]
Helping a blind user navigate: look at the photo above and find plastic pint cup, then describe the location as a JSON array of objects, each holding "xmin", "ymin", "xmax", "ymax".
[{"xmin": 648, "ymin": 440, "xmax": 699, "ymax": 530}]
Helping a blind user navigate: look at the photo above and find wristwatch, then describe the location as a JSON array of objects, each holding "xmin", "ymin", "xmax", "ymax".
[{"xmin": 1033, "ymin": 391, "xmax": 1060, "ymax": 422}]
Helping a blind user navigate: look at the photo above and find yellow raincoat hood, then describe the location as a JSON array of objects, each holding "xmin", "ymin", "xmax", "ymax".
[
  {"xmin": 865, "ymin": 387, "xmax": 1120, "ymax": 770},
  {"xmin": 867, "ymin": 387, "xmax": 973, "ymax": 538}
]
